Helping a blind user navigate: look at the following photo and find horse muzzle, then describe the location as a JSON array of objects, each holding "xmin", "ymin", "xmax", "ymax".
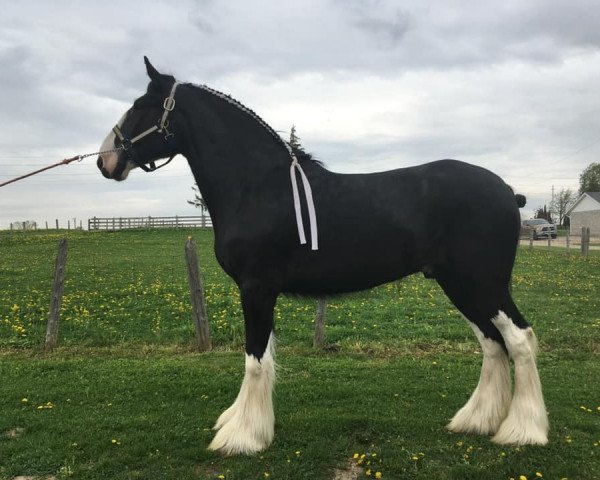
[
  {"xmin": 97, "ymin": 152, "xmax": 131, "ymax": 181},
  {"xmin": 97, "ymin": 156, "xmax": 112, "ymax": 179}
]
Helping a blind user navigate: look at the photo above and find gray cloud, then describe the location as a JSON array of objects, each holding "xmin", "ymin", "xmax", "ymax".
[{"xmin": 340, "ymin": 1, "xmax": 412, "ymax": 48}]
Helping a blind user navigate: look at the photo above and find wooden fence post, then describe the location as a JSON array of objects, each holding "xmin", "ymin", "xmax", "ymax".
[
  {"xmin": 582, "ymin": 227, "xmax": 591, "ymax": 258},
  {"xmin": 313, "ymin": 298, "xmax": 327, "ymax": 348},
  {"xmin": 529, "ymin": 230, "xmax": 534, "ymax": 249},
  {"xmin": 46, "ymin": 238, "xmax": 68, "ymax": 350},
  {"xmin": 185, "ymin": 237, "xmax": 211, "ymax": 351}
]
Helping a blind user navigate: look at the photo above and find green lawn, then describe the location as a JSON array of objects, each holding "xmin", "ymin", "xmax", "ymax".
[{"xmin": 1, "ymin": 229, "xmax": 599, "ymax": 479}]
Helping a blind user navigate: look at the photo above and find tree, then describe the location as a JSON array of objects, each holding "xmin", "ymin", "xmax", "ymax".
[
  {"xmin": 289, "ymin": 125, "xmax": 301, "ymax": 150},
  {"xmin": 187, "ymin": 185, "xmax": 207, "ymax": 215},
  {"xmin": 534, "ymin": 205, "xmax": 553, "ymax": 223},
  {"xmin": 550, "ymin": 188, "xmax": 575, "ymax": 226},
  {"xmin": 579, "ymin": 162, "xmax": 600, "ymax": 194},
  {"xmin": 10, "ymin": 220, "xmax": 36, "ymax": 230}
]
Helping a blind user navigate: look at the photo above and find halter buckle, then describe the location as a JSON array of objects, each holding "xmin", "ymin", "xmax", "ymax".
[
  {"xmin": 121, "ymin": 137, "xmax": 132, "ymax": 151},
  {"xmin": 163, "ymin": 96, "xmax": 176, "ymax": 111}
]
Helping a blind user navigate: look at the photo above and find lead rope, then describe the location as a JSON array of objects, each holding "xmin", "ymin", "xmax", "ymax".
[
  {"xmin": 290, "ymin": 154, "xmax": 319, "ymax": 250},
  {"xmin": 0, "ymin": 147, "xmax": 121, "ymax": 188}
]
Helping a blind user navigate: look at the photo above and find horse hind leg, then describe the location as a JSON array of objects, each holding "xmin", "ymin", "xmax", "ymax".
[
  {"xmin": 208, "ymin": 281, "xmax": 277, "ymax": 455},
  {"xmin": 435, "ymin": 274, "xmax": 513, "ymax": 436},
  {"xmin": 447, "ymin": 321, "xmax": 511, "ymax": 436},
  {"xmin": 491, "ymin": 310, "xmax": 548, "ymax": 445}
]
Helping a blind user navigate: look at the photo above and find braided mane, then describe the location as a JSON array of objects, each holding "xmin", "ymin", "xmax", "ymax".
[{"xmin": 190, "ymin": 83, "xmax": 322, "ymax": 166}]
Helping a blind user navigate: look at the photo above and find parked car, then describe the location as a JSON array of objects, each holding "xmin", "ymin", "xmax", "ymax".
[{"xmin": 521, "ymin": 219, "xmax": 557, "ymax": 239}]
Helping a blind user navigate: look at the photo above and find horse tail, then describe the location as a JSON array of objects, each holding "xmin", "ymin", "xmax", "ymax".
[{"xmin": 515, "ymin": 194, "xmax": 526, "ymax": 208}]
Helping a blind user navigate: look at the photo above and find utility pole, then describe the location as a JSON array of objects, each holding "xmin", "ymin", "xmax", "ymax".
[{"xmin": 551, "ymin": 185, "xmax": 556, "ymax": 221}]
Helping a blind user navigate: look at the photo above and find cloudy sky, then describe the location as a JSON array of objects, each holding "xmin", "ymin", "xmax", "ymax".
[{"xmin": 1, "ymin": 0, "xmax": 599, "ymax": 228}]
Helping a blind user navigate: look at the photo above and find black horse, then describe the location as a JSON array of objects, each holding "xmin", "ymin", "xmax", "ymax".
[{"xmin": 97, "ymin": 58, "xmax": 548, "ymax": 455}]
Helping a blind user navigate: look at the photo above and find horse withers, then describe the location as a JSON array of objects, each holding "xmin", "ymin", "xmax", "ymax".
[{"xmin": 97, "ymin": 57, "xmax": 548, "ymax": 455}]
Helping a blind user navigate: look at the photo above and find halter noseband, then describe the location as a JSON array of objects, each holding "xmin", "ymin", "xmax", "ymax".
[{"xmin": 112, "ymin": 81, "xmax": 181, "ymax": 172}]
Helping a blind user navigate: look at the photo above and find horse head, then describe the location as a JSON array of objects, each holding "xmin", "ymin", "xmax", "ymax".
[{"xmin": 97, "ymin": 57, "xmax": 181, "ymax": 181}]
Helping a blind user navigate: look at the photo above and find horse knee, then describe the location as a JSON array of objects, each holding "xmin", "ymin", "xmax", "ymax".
[{"xmin": 491, "ymin": 311, "xmax": 535, "ymax": 360}]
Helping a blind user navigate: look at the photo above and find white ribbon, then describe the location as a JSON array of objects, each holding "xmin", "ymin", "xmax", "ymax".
[{"xmin": 290, "ymin": 156, "xmax": 318, "ymax": 250}]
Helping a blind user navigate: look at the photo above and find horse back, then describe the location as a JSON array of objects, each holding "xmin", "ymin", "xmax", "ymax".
[{"xmin": 280, "ymin": 159, "xmax": 521, "ymax": 294}]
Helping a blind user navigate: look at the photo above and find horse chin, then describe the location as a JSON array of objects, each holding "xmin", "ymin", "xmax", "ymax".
[{"xmin": 114, "ymin": 163, "xmax": 134, "ymax": 181}]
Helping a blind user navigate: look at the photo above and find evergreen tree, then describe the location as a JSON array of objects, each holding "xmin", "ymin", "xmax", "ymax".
[
  {"xmin": 534, "ymin": 205, "xmax": 553, "ymax": 223},
  {"xmin": 289, "ymin": 125, "xmax": 301, "ymax": 150}
]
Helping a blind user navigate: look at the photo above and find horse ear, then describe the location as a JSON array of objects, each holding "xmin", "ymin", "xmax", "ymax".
[{"xmin": 144, "ymin": 56, "xmax": 161, "ymax": 81}]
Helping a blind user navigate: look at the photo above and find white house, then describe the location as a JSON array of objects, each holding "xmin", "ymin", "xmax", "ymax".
[{"xmin": 566, "ymin": 192, "xmax": 600, "ymax": 236}]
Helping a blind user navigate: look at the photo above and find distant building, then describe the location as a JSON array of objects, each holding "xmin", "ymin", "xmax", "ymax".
[{"xmin": 566, "ymin": 192, "xmax": 600, "ymax": 236}]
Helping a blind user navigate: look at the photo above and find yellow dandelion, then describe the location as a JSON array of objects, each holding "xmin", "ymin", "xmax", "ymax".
[
  {"xmin": 536, "ymin": 473, "xmax": 543, "ymax": 478},
  {"xmin": 21, "ymin": 398, "xmax": 28, "ymax": 403},
  {"xmin": 519, "ymin": 475, "xmax": 527, "ymax": 480},
  {"xmin": 375, "ymin": 473, "xmax": 382, "ymax": 479}
]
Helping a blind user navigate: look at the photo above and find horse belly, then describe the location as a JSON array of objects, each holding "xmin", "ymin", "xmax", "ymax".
[{"xmin": 283, "ymin": 240, "xmax": 418, "ymax": 295}]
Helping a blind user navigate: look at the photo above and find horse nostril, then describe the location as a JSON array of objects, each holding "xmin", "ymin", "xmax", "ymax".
[{"xmin": 97, "ymin": 156, "xmax": 103, "ymax": 169}]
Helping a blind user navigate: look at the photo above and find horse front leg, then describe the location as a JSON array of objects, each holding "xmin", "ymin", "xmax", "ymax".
[{"xmin": 209, "ymin": 281, "xmax": 277, "ymax": 455}]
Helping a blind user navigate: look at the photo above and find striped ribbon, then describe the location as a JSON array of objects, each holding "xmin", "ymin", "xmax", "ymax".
[{"xmin": 289, "ymin": 156, "xmax": 318, "ymax": 250}]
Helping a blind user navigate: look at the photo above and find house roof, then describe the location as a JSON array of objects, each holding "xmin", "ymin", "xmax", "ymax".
[{"xmin": 566, "ymin": 192, "xmax": 600, "ymax": 216}]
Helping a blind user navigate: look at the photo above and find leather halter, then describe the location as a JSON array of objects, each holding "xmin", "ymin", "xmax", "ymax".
[{"xmin": 112, "ymin": 81, "xmax": 180, "ymax": 172}]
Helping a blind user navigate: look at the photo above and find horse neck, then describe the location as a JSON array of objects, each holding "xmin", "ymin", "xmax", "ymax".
[{"xmin": 178, "ymin": 87, "xmax": 291, "ymax": 221}]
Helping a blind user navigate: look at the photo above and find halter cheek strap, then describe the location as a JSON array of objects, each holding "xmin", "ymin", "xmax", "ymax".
[{"xmin": 112, "ymin": 81, "xmax": 180, "ymax": 172}]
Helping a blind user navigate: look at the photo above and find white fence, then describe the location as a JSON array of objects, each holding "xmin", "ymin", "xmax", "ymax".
[{"xmin": 88, "ymin": 215, "xmax": 212, "ymax": 230}]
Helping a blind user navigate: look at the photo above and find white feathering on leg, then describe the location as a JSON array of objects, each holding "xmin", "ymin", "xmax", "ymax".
[
  {"xmin": 209, "ymin": 334, "xmax": 276, "ymax": 455},
  {"xmin": 491, "ymin": 311, "xmax": 549, "ymax": 445},
  {"xmin": 448, "ymin": 322, "xmax": 511, "ymax": 435}
]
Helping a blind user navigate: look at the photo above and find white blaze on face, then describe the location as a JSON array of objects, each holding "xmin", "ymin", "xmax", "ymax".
[{"xmin": 99, "ymin": 112, "xmax": 127, "ymax": 176}]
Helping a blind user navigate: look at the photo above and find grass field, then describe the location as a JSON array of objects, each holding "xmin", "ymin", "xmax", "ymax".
[{"xmin": 1, "ymin": 229, "xmax": 599, "ymax": 479}]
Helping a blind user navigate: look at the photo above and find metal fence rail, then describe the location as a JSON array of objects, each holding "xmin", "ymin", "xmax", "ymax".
[{"xmin": 88, "ymin": 215, "xmax": 212, "ymax": 230}]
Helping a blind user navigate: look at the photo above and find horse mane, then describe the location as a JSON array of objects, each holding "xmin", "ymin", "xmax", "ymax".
[
  {"xmin": 290, "ymin": 145, "xmax": 325, "ymax": 168},
  {"xmin": 188, "ymin": 82, "xmax": 324, "ymax": 168}
]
